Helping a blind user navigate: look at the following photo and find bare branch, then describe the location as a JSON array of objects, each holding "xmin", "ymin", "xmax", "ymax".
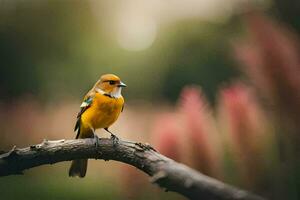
[{"xmin": 0, "ymin": 138, "xmax": 265, "ymax": 200}]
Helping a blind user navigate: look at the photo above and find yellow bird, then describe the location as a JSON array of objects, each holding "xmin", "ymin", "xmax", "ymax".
[{"xmin": 69, "ymin": 74, "xmax": 126, "ymax": 178}]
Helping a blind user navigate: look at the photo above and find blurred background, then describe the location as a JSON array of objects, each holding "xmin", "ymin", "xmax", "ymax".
[{"xmin": 0, "ymin": 0, "xmax": 299, "ymax": 199}]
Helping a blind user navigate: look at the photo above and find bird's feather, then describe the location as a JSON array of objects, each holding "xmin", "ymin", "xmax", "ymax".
[{"xmin": 74, "ymin": 90, "xmax": 95, "ymax": 138}]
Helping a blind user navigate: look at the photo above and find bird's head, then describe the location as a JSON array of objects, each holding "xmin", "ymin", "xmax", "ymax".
[{"xmin": 95, "ymin": 74, "xmax": 126, "ymax": 97}]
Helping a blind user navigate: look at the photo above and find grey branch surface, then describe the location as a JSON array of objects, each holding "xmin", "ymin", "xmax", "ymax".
[{"xmin": 0, "ymin": 138, "xmax": 265, "ymax": 200}]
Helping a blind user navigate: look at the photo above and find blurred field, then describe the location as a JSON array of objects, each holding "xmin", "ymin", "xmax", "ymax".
[{"xmin": 1, "ymin": 0, "xmax": 300, "ymax": 200}]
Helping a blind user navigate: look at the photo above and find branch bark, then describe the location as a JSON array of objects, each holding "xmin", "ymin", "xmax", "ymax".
[{"xmin": 0, "ymin": 138, "xmax": 265, "ymax": 200}]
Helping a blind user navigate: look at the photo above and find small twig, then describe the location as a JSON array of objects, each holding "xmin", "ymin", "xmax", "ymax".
[{"xmin": 0, "ymin": 138, "xmax": 266, "ymax": 200}]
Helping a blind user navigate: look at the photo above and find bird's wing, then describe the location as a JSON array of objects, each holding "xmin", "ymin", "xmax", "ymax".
[{"xmin": 74, "ymin": 90, "xmax": 95, "ymax": 138}]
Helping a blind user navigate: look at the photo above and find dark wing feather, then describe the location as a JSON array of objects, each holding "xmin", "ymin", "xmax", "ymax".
[{"xmin": 74, "ymin": 91, "xmax": 95, "ymax": 138}]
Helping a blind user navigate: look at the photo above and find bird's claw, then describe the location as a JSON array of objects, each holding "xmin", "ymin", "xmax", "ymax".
[
  {"xmin": 110, "ymin": 134, "xmax": 119, "ymax": 146},
  {"xmin": 94, "ymin": 134, "xmax": 100, "ymax": 148}
]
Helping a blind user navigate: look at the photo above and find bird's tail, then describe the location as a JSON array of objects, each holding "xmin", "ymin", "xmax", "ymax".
[
  {"xmin": 69, "ymin": 159, "xmax": 88, "ymax": 178},
  {"xmin": 69, "ymin": 119, "xmax": 93, "ymax": 178}
]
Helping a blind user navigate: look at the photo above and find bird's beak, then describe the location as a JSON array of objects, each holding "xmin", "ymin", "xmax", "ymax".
[{"xmin": 118, "ymin": 81, "xmax": 127, "ymax": 88}]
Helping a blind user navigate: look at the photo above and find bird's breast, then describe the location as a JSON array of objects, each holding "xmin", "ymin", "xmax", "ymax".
[{"xmin": 81, "ymin": 93, "xmax": 124, "ymax": 130}]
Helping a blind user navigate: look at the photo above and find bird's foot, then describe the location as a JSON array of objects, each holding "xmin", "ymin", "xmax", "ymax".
[
  {"xmin": 104, "ymin": 128, "xmax": 119, "ymax": 146},
  {"xmin": 110, "ymin": 133, "xmax": 119, "ymax": 146},
  {"xmin": 94, "ymin": 134, "xmax": 100, "ymax": 148}
]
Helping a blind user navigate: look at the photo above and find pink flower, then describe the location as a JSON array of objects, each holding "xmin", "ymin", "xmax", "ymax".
[
  {"xmin": 218, "ymin": 82, "xmax": 269, "ymax": 186},
  {"xmin": 151, "ymin": 113, "xmax": 181, "ymax": 162},
  {"xmin": 178, "ymin": 86, "xmax": 221, "ymax": 177},
  {"xmin": 234, "ymin": 12, "xmax": 300, "ymax": 127}
]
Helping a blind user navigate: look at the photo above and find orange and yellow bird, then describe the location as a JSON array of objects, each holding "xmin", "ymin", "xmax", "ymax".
[{"xmin": 69, "ymin": 74, "xmax": 126, "ymax": 178}]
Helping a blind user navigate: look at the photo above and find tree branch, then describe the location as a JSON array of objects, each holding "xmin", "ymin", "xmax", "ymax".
[{"xmin": 0, "ymin": 138, "xmax": 265, "ymax": 200}]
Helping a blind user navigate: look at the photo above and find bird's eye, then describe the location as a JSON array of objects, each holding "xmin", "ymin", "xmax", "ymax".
[{"xmin": 109, "ymin": 80, "xmax": 115, "ymax": 85}]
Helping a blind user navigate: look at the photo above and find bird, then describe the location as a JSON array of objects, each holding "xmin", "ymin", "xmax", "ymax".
[{"xmin": 69, "ymin": 74, "xmax": 126, "ymax": 178}]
